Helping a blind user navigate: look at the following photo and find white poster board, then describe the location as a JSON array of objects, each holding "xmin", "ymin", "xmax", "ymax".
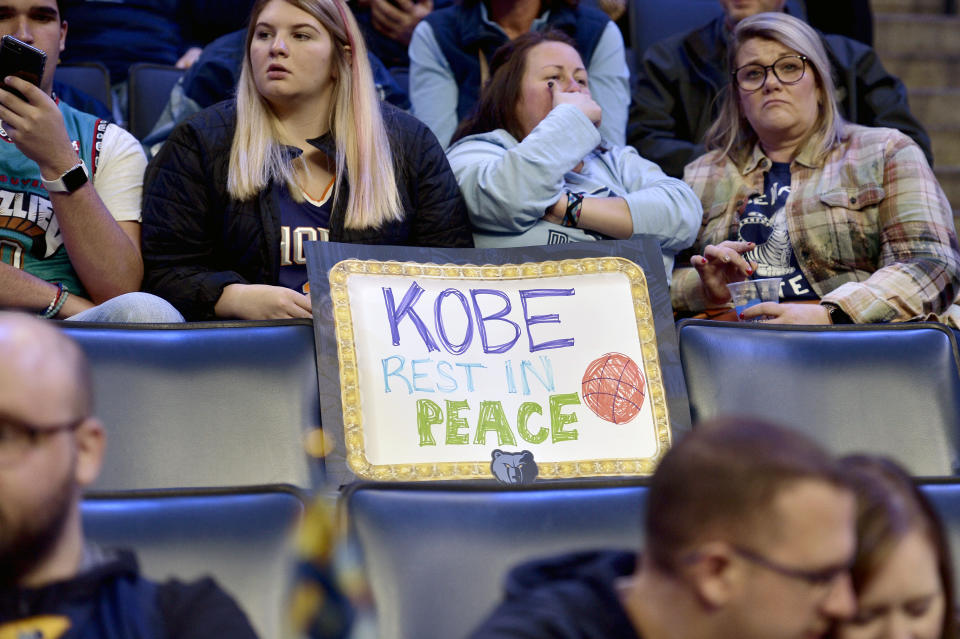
[{"xmin": 329, "ymin": 256, "xmax": 671, "ymax": 481}]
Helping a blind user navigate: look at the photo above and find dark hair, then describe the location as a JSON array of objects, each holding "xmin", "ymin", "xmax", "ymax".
[
  {"xmin": 839, "ymin": 455, "xmax": 956, "ymax": 639},
  {"xmin": 451, "ymin": 29, "xmax": 578, "ymax": 143},
  {"xmin": 645, "ymin": 417, "xmax": 847, "ymax": 574}
]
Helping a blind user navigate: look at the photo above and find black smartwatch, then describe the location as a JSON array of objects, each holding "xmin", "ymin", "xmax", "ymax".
[
  {"xmin": 42, "ymin": 160, "xmax": 89, "ymax": 194},
  {"xmin": 822, "ymin": 302, "xmax": 853, "ymax": 324}
]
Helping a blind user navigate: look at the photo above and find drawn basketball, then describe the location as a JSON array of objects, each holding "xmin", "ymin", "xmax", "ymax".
[{"xmin": 581, "ymin": 353, "xmax": 645, "ymax": 424}]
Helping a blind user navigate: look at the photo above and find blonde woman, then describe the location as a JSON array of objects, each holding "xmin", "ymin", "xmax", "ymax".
[
  {"xmin": 672, "ymin": 12, "xmax": 959, "ymax": 325},
  {"xmin": 141, "ymin": 0, "xmax": 472, "ymax": 321}
]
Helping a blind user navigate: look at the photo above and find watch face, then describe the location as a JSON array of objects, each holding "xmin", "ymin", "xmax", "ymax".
[{"xmin": 61, "ymin": 164, "xmax": 88, "ymax": 192}]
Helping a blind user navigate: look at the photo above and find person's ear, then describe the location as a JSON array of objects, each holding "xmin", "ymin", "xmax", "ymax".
[
  {"xmin": 59, "ymin": 19, "xmax": 67, "ymax": 56},
  {"xmin": 684, "ymin": 541, "xmax": 740, "ymax": 608},
  {"xmin": 74, "ymin": 417, "xmax": 105, "ymax": 488}
]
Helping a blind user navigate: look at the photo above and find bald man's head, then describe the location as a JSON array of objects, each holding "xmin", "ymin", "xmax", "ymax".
[
  {"xmin": 0, "ymin": 313, "xmax": 106, "ymax": 588},
  {"xmin": 0, "ymin": 313, "xmax": 93, "ymax": 420}
]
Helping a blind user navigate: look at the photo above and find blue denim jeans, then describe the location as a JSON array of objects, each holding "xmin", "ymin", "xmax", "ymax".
[{"xmin": 68, "ymin": 292, "xmax": 184, "ymax": 323}]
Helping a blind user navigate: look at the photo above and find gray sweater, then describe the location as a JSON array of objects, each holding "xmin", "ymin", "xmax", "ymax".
[{"xmin": 446, "ymin": 104, "xmax": 701, "ymax": 280}]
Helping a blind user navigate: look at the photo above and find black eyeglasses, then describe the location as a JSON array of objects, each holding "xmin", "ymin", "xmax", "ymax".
[
  {"xmin": 0, "ymin": 414, "xmax": 86, "ymax": 463},
  {"xmin": 732, "ymin": 545, "xmax": 850, "ymax": 588},
  {"xmin": 732, "ymin": 55, "xmax": 808, "ymax": 92}
]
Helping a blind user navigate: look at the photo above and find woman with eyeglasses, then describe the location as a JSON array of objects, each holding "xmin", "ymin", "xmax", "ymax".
[
  {"xmin": 832, "ymin": 455, "xmax": 956, "ymax": 639},
  {"xmin": 671, "ymin": 12, "xmax": 960, "ymax": 325}
]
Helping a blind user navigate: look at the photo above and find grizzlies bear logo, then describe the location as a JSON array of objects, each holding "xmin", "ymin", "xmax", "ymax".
[{"xmin": 490, "ymin": 449, "xmax": 538, "ymax": 486}]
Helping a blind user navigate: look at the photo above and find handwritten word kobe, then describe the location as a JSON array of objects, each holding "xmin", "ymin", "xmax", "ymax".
[{"xmin": 382, "ymin": 282, "xmax": 575, "ymax": 355}]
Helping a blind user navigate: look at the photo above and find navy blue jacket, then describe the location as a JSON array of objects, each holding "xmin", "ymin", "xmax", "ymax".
[
  {"xmin": 60, "ymin": 0, "xmax": 253, "ymax": 83},
  {"xmin": 469, "ymin": 550, "xmax": 641, "ymax": 639},
  {"xmin": 423, "ymin": 2, "xmax": 610, "ymax": 123},
  {"xmin": 0, "ymin": 550, "xmax": 257, "ymax": 638}
]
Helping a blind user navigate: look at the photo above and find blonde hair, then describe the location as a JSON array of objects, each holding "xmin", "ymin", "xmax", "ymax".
[
  {"xmin": 703, "ymin": 12, "xmax": 844, "ymax": 165},
  {"xmin": 228, "ymin": 0, "xmax": 402, "ymax": 229}
]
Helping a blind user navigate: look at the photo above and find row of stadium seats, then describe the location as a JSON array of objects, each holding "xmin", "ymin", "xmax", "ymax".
[
  {"xmin": 81, "ymin": 478, "xmax": 960, "ymax": 639},
  {"xmin": 55, "ymin": 62, "xmax": 185, "ymax": 138},
  {"xmin": 66, "ymin": 318, "xmax": 960, "ymax": 494},
  {"xmin": 68, "ymin": 318, "xmax": 960, "ymax": 637}
]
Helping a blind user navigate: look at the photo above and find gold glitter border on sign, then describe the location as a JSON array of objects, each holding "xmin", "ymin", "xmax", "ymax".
[{"xmin": 328, "ymin": 257, "xmax": 672, "ymax": 481}]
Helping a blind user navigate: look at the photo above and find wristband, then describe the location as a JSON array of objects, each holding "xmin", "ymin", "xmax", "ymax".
[
  {"xmin": 39, "ymin": 283, "xmax": 65, "ymax": 319},
  {"xmin": 562, "ymin": 190, "xmax": 585, "ymax": 228}
]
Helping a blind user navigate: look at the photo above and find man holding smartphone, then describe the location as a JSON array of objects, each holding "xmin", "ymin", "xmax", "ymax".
[{"xmin": 0, "ymin": 0, "xmax": 181, "ymax": 321}]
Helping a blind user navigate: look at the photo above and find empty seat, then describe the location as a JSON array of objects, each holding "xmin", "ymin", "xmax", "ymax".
[
  {"xmin": 127, "ymin": 63, "xmax": 185, "ymax": 139},
  {"xmin": 677, "ymin": 320, "xmax": 960, "ymax": 475},
  {"xmin": 61, "ymin": 320, "xmax": 324, "ymax": 491},
  {"xmin": 82, "ymin": 487, "xmax": 304, "ymax": 639},
  {"xmin": 54, "ymin": 62, "xmax": 112, "ymax": 113},
  {"xmin": 345, "ymin": 481, "xmax": 648, "ymax": 639}
]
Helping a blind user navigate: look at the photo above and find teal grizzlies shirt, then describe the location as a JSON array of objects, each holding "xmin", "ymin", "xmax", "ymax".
[{"xmin": 0, "ymin": 100, "xmax": 107, "ymax": 297}]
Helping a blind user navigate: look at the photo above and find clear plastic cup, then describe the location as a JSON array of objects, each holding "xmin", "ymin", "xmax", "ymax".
[{"xmin": 726, "ymin": 277, "xmax": 782, "ymax": 321}]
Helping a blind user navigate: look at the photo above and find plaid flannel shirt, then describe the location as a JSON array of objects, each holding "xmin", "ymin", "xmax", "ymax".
[{"xmin": 672, "ymin": 123, "xmax": 960, "ymax": 324}]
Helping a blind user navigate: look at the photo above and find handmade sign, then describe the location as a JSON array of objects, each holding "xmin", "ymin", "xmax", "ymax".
[
  {"xmin": 324, "ymin": 254, "xmax": 670, "ymax": 482},
  {"xmin": 307, "ymin": 240, "xmax": 691, "ymax": 486}
]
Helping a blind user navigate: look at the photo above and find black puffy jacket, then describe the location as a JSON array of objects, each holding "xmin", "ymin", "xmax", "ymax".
[{"xmin": 142, "ymin": 100, "xmax": 473, "ymax": 320}]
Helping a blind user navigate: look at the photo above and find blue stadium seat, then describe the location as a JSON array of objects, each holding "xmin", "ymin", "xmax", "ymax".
[
  {"xmin": 82, "ymin": 486, "xmax": 304, "ymax": 639},
  {"xmin": 54, "ymin": 62, "xmax": 112, "ymax": 113},
  {"xmin": 677, "ymin": 320, "xmax": 960, "ymax": 475},
  {"xmin": 127, "ymin": 63, "xmax": 185, "ymax": 139},
  {"xmin": 346, "ymin": 479, "xmax": 960, "ymax": 639},
  {"xmin": 345, "ymin": 481, "xmax": 648, "ymax": 639},
  {"xmin": 60, "ymin": 320, "xmax": 324, "ymax": 491}
]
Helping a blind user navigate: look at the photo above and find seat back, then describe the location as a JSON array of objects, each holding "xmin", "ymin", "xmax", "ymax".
[
  {"xmin": 82, "ymin": 487, "xmax": 304, "ymax": 639},
  {"xmin": 921, "ymin": 480, "xmax": 960, "ymax": 587},
  {"xmin": 61, "ymin": 320, "xmax": 323, "ymax": 491},
  {"xmin": 54, "ymin": 62, "xmax": 112, "ymax": 112},
  {"xmin": 346, "ymin": 482, "xmax": 648, "ymax": 639},
  {"xmin": 677, "ymin": 320, "xmax": 960, "ymax": 474},
  {"xmin": 630, "ymin": 0, "xmax": 721, "ymax": 68},
  {"xmin": 127, "ymin": 63, "xmax": 185, "ymax": 139}
]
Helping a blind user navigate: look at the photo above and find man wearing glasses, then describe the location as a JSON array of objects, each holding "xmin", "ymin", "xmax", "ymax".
[
  {"xmin": 0, "ymin": 312, "xmax": 257, "ymax": 637},
  {"xmin": 626, "ymin": 0, "xmax": 931, "ymax": 178},
  {"xmin": 469, "ymin": 418, "xmax": 857, "ymax": 639}
]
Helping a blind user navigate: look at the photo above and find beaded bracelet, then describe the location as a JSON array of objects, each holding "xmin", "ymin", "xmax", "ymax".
[
  {"xmin": 39, "ymin": 283, "xmax": 64, "ymax": 319},
  {"xmin": 50, "ymin": 288, "xmax": 70, "ymax": 318},
  {"xmin": 562, "ymin": 190, "xmax": 585, "ymax": 228}
]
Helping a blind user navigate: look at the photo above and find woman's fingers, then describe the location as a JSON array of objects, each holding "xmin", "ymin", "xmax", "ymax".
[{"xmin": 702, "ymin": 241, "xmax": 755, "ymax": 276}]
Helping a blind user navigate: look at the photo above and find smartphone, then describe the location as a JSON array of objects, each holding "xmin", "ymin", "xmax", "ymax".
[{"xmin": 0, "ymin": 35, "xmax": 46, "ymax": 101}]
